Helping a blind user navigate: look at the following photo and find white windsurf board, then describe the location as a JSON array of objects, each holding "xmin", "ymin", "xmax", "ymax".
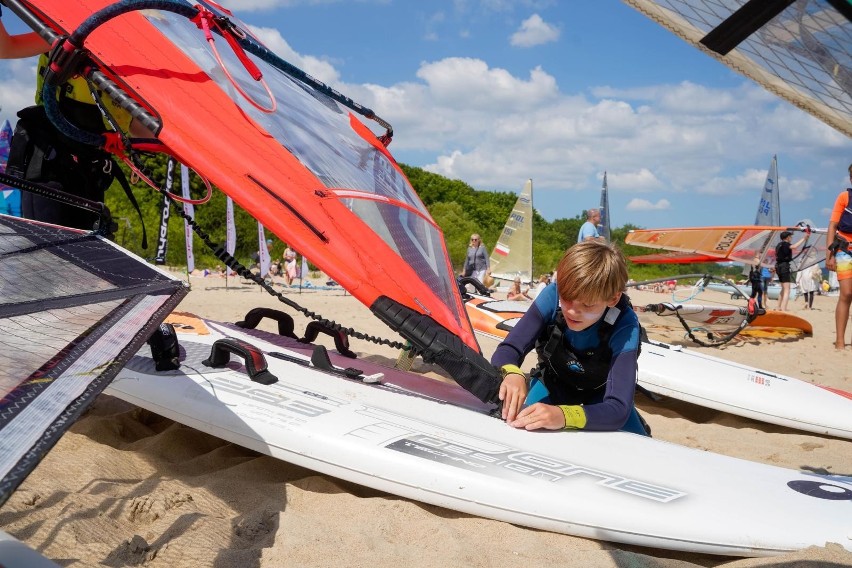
[{"xmin": 108, "ymin": 317, "xmax": 852, "ymax": 557}]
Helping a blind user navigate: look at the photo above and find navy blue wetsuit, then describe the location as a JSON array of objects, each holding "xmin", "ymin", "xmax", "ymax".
[{"xmin": 491, "ymin": 282, "xmax": 645, "ymax": 433}]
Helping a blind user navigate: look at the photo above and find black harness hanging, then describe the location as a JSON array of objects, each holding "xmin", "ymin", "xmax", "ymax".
[{"xmin": 533, "ymin": 294, "xmax": 636, "ymax": 406}]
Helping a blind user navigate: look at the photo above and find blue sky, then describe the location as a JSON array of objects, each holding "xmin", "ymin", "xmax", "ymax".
[{"xmin": 1, "ymin": 0, "xmax": 849, "ymax": 230}]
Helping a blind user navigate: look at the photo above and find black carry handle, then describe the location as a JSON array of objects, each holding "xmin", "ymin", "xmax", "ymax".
[
  {"xmin": 235, "ymin": 307, "xmax": 298, "ymax": 339},
  {"xmin": 202, "ymin": 338, "xmax": 278, "ymax": 385},
  {"xmin": 300, "ymin": 321, "xmax": 357, "ymax": 358}
]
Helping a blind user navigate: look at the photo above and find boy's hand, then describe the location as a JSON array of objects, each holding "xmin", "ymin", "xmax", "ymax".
[
  {"xmin": 499, "ymin": 373, "xmax": 527, "ymax": 422},
  {"xmin": 509, "ymin": 403, "xmax": 565, "ymax": 431}
]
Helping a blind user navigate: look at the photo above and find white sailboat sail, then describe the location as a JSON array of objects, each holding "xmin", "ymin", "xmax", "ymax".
[
  {"xmin": 754, "ymin": 155, "xmax": 781, "ymax": 226},
  {"xmin": 489, "ymin": 179, "xmax": 533, "ymax": 284},
  {"xmin": 600, "ymin": 171, "xmax": 611, "ymax": 242}
]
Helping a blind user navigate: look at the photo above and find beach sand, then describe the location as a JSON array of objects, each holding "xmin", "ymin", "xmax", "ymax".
[{"xmin": 2, "ymin": 273, "xmax": 851, "ymax": 567}]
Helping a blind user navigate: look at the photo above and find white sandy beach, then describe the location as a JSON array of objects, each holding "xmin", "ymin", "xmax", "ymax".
[{"xmin": 1, "ymin": 273, "xmax": 851, "ymax": 567}]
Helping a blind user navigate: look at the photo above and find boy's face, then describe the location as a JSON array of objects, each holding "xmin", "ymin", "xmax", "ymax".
[{"xmin": 559, "ymin": 292, "xmax": 622, "ymax": 331}]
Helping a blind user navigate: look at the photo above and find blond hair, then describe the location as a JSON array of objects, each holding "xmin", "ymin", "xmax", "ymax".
[{"xmin": 555, "ymin": 241, "xmax": 628, "ymax": 303}]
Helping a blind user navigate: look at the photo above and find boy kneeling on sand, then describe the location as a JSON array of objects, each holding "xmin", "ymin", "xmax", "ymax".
[{"xmin": 492, "ymin": 240, "xmax": 648, "ymax": 435}]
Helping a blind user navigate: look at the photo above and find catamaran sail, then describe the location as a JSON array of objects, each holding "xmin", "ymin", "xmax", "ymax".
[
  {"xmin": 488, "ymin": 179, "xmax": 533, "ymax": 284},
  {"xmin": 0, "ymin": 215, "xmax": 186, "ymax": 507},
  {"xmin": 599, "ymin": 172, "xmax": 611, "ymax": 242}
]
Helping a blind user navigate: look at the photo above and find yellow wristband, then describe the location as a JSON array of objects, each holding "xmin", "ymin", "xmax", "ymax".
[
  {"xmin": 559, "ymin": 405, "xmax": 587, "ymax": 429},
  {"xmin": 500, "ymin": 364, "xmax": 524, "ymax": 378}
]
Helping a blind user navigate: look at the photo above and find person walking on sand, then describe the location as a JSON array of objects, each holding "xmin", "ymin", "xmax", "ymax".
[
  {"xmin": 461, "ymin": 233, "xmax": 489, "ymax": 284},
  {"xmin": 826, "ymin": 163, "xmax": 852, "ymax": 349},
  {"xmin": 796, "ymin": 264, "xmax": 820, "ymax": 310},
  {"xmin": 748, "ymin": 257, "xmax": 765, "ymax": 310}
]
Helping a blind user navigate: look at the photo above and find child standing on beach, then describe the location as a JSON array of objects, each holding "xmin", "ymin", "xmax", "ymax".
[{"xmin": 491, "ymin": 240, "xmax": 648, "ymax": 435}]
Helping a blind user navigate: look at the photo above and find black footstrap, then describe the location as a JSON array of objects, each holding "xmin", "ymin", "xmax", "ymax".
[
  {"xmin": 147, "ymin": 322, "xmax": 180, "ymax": 371},
  {"xmin": 235, "ymin": 307, "xmax": 298, "ymax": 339},
  {"xmin": 202, "ymin": 338, "xmax": 278, "ymax": 385},
  {"xmin": 301, "ymin": 321, "xmax": 356, "ymax": 358}
]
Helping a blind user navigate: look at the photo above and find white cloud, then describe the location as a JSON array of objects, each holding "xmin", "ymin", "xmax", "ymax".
[
  {"xmin": 0, "ymin": 59, "xmax": 40, "ymax": 126},
  {"xmin": 696, "ymin": 168, "xmax": 812, "ymax": 202},
  {"xmin": 626, "ymin": 198, "xmax": 671, "ymax": 211},
  {"xmin": 415, "ymin": 58, "xmax": 558, "ymax": 108},
  {"xmin": 510, "ymin": 14, "xmax": 560, "ymax": 47},
  {"xmin": 606, "ymin": 169, "xmax": 663, "ymax": 192},
  {"xmin": 338, "ymin": 56, "xmax": 847, "ymax": 221}
]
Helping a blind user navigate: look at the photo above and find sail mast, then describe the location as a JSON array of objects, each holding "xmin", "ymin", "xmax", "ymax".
[{"xmin": 600, "ymin": 172, "xmax": 611, "ymax": 241}]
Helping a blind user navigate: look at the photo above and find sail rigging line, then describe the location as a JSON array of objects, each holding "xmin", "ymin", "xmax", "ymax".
[
  {"xmin": 191, "ymin": 6, "xmax": 277, "ymax": 114},
  {"xmin": 114, "ymin": 145, "xmax": 214, "ymax": 206},
  {"xmin": 160, "ymin": 188, "xmax": 411, "ymax": 352}
]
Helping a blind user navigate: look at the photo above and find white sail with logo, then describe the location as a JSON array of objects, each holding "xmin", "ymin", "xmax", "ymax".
[{"xmin": 488, "ymin": 179, "xmax": 533, "ymax": 285}]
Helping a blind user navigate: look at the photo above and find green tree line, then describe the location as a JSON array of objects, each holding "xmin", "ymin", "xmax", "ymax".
[{"xmin": 104, "ymin": 156, "xmax": 724, "ymax": 283}]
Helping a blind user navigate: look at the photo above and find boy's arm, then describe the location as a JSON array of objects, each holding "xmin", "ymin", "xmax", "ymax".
[{"xmin": 491, "ymin": 299, "xmax": 548, "ymax": 422}]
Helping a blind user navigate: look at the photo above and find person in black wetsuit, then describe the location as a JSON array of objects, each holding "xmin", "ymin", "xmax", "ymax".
[
  {"xmin": 775, "ymin": 231, "xmax": 806, "ymax": 311},
  {"xmin": 748, "ymin": 255, "xmax": 765, "ymax": 310}
]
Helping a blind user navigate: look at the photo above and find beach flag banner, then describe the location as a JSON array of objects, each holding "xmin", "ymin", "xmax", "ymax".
[
  {"xmin": 181, "ymin": 164, "xmax": 195, "ymax": 273},
  {"xmin": 258, "ymin": 223, "xmax": 271, "ymax": 277},
  {"xmin": 226, "ymin": 197, "xmax": 236, "ymax": 276},
  {"xmin": 154, "ymin": 158, "xmax": 175, "ymax": 264},
  {"xmin": 0, "ymin": 120, "xmax": 21, "ymax": 217}
]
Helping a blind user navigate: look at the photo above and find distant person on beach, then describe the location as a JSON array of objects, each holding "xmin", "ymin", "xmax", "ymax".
[
  {"xmin": 748, "ymin": 257, "xmax": 765, "ymax": 309},
  {"xmin": 826, "ymin": 163, "xmax": 852, "ymax": 349},
  {"xmin": 491, "ymin": 240, "xmax": 648, "ymax": 435},
  {"xmin": 796, "ymin": 264, "xmax": 820, "ymax": 310},
  {"xmin": 506, "ymin": 277, "xmax": 531, "ymax": 301},
  {"xmin": 775, "ymin": 231, "xmax": 806, "ymax": 311},
  {"xmin": 761, "ymin": 264, "xmax": 773, "ymax": 308},
  {"xmin": 577, "ymin": 209, "xmax": 605, "ymax": 243},
  {"xmin": 529, "ymin": 273, "xmax": 551, "ymax": 299},
  {"xmin": 283, "ymin": 246, "xmax": 297, "ymax": 286},
  {"xmin": 461, "ymin": 233, "xmax": 489, "ymax": 283}
]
